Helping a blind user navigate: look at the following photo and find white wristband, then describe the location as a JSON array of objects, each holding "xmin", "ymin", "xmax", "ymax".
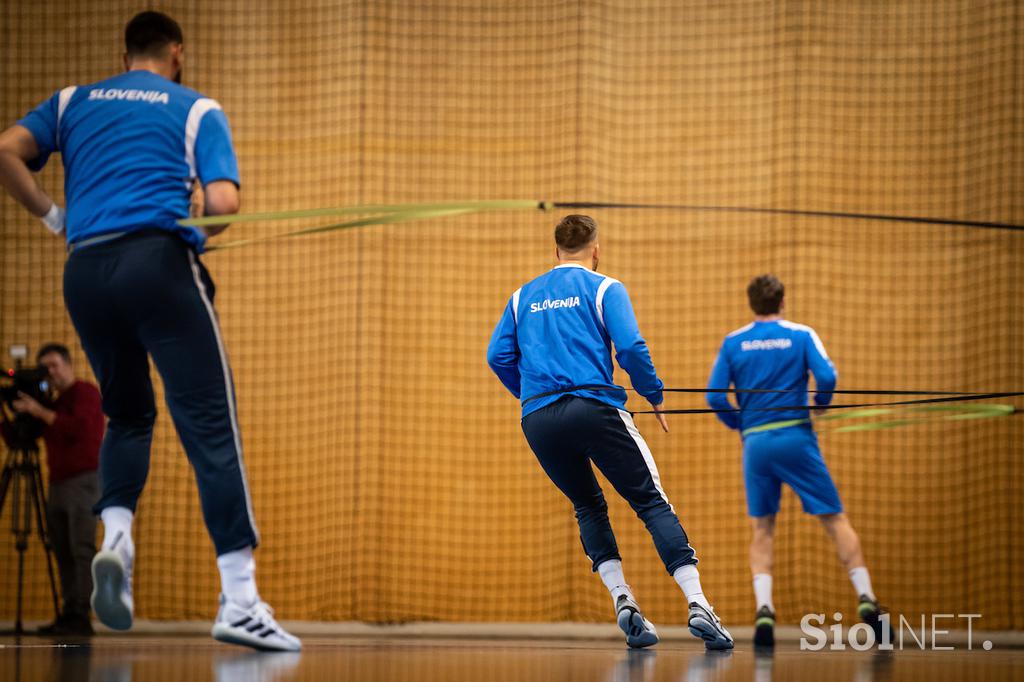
[{"xmin": 40, "ymin": 203, "xmax": 66, "ymax": 235}]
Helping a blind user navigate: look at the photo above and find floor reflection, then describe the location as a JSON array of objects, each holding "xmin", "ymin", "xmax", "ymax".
[{"xmin": 0, "ymin": 634, "xmax": 1019, "ymax": 682}]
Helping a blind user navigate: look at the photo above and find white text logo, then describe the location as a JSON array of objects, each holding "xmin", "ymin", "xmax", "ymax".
[
  {"xmin": 89, "ymin": 89, "xmax": 170, "ymax": 105},
  {"xmin": 800, "ymin": 612, "xmax": 991, "ymax": 651},
  {"xmin": 529, "ymin": 296, "xmax": 581, "ymax": 313},
  {"xmin": 741, "ymin": 338, "xmax": 793, "ymax": 352}
]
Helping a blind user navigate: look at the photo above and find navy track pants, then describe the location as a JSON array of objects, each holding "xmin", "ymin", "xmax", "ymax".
[
  {"xmin": 521, "ymin": 396, "xmax": 696, "ymax": 574},
  {"xmin": 63, "ymin": 230, "xmax": 258, "ymax": 555}
]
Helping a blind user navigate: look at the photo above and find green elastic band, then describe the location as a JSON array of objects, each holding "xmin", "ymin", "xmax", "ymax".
[
  {"xmin": 180, "ymin": 199, "xmax": 543, "ymax": 228},
  {"xmin": 742, "ymin": 418, "xmax": 810, "ymax": 436},
  {"xmin": 205, "ymin": 207, "xmax": 480, "ymax": 251},
  {"xmin": 741, "ymin": 403, "xmax": 1014, "ymax": 436},
  {"xmin": 181, "ymin": 199, "xmax": 547, "ymax": 252}
]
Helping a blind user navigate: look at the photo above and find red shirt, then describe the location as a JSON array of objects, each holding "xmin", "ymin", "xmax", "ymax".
[{"xmin": 2, "ymin": 380, "xmax": 104, "ymax": 483}]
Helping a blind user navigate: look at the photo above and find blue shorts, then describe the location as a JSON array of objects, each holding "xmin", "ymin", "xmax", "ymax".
[{"xmin": 742, "ymin": 425, "xmax": 843, "ymax": 517}]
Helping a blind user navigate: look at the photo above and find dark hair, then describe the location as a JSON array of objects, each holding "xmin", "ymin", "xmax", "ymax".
[
  {"xmin": 36, "ymin": 343, "xmax": 71, "ymax": 365},
  {"xmin": 747, "ymin": 274, "xmax": 785, "ymax": 315},
  {"xmin": 554, "ymin": 215, "xmax": 598, "ymax": 252},
  {"xmin": 125, "ymin": 11, "xmax": 183, "ymax": 58}
]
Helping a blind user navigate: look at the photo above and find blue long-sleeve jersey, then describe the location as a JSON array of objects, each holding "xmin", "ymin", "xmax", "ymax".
[
  {"xmin": 705, "ymin": 319, "xmax": 837, "ymax": 433},
  {"xmin": 487, "ymin": 263, "xmax": 664, "ymax": 418}
]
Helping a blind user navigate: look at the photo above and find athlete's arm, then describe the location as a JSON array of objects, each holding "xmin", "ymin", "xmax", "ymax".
[
  {"xmin": 194, "ymin": 106, "xmax": 241, "ymax": 236},
  {"xmin": 486, "ymin": 297, "xmax": 522, "ymax": 399},
  {"xmin": 0, "ymin": 125, "xmax": 57, "ymax": 219},
  {"xmin": 201, "ymin": 180, "xmax": 240, "ymax": 237},
  {"xmin": 602, "ymin": 282, "xmax": 664, "ymax": 406},
  {"xmin": 804, "ymin": 329, "xmax": 837, "ymax": 406},
  {"xmin": 706, "ymin": 341, "xmax": 740, "ymax": 430}
]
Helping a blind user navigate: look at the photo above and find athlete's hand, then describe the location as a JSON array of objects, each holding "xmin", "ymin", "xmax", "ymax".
[
  {"xmin": 189, "ymin": 185, "xmax": 208, "ymax": 237},
  {"xmin": 190, "ymin": 184, "xmax": 205, "ymax": 219},
  {"xmin": 40, "ymin": 203, "xmax": 65, "ymax": 235},
  {"xmin": 652, "ymin": 402, "xmax": 670, "ymax": 433}
]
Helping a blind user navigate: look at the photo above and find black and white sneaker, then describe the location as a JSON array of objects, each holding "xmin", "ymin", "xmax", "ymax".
[
  {"xmin": 211, "ymin": 594, "xmax": 302, "ymax": 652},
  {"xmin": 91, "ymin": 533, "xmax": 134, "ymax": 631},
  {"xmin": 858, "ymin": 594, "xmax": 891, "ymax": 645},
  {"xmin": 688, "ymin": 602, "xmax": 734, "ymax": 650},
  {"xmin": 753, "ymin": 605, "xmax": 775, "ymax": 647},
  {"xmin": 615, "ymin": 594, "xmax": 659, "ymax": 648}
]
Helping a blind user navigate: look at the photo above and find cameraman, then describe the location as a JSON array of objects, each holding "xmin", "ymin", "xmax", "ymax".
[{"xmin": 0, "ymin": 343, "xmax": 103, "ymax": 636}]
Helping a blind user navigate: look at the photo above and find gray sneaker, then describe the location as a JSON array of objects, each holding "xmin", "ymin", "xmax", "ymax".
[
  {"xmin": 615, "ymin": 594, "xmax": 659, "ymax": 648},
  {"xmin": 687, "ymin": 602, "xmax": 734, "ymax": 650}
]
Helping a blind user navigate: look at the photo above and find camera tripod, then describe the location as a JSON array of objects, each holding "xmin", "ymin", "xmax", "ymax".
[{"xmin": 0, "ymin": 441, "xmax": 60, "ymax": 635}]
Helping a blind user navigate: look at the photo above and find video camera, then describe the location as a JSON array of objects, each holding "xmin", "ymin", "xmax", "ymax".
[
  {"xmin": 1, "ymin": 366, "xmax": 52, "ymax": 407},
  {"xmin": 1, "ymin": 345, "xmax": 54, "ymax": 449}
]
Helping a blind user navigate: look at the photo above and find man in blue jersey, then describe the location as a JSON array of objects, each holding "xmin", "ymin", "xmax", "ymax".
[
  {"xmin": 0, "ymin": 12, "xmax": 299, "ymax": 651},
  {"xmin": 706, "ymin": 274, "xmax": 885, "ymax": 647},
  {"xmin": 487, "ymin": 215, "xmax": 733, "ymax": 650}
]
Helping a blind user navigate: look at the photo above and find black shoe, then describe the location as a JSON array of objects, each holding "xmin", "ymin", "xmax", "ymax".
[
  {"xmin": 753, "ymin": 605, "xmax": 775, "ymax": 647},
  {"xmin": 36, "ymin": 614, "xmax": 68, "ymax": 636},
  {"xmin": 857, "ymin": 595, "xmax": 890, "ymax": 645},
  {"xmin": 56, "ymin": 613, "xmax": 94, "ymax": 637}
]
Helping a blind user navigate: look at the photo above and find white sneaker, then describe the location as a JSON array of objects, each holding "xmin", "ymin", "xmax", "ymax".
[
  {"xmin": 687, "ymin": 602, "xmax": 734, "ymax": 650},
  {"xmin": 91, "ymin": 532, "xmax": 134, "ymax": 631},
  {"xmin": 211, "ymin": 595, "xmax": 302, "ymax": 652}
]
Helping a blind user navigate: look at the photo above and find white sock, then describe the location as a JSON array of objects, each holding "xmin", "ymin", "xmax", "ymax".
[
  {"xmin": 753, "ymin": 573, "xmax": 774, "ymax": 611},
  {"xmin": 597, "ymin": 560, "xmax": 633, "ymax": 603},
  {"xmin": 217, "ymin": 546, "xmax": 258, "ymax": 607},
  {"xmin": 849, "ymin": 566, "xmax": 875, "ymax": 601},
  {"xmin": 100, "ymin": 506, "xmax": 134, "ymax": 555},
  {"xmin": 673, "ymin": 564, "xmax": 712, "ymax": 612}
]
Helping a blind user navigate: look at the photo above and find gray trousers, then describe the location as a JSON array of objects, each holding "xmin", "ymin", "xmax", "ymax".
[{"xmin": 46, "ymin": 471, "xmax": 99, "ymax": 618}]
